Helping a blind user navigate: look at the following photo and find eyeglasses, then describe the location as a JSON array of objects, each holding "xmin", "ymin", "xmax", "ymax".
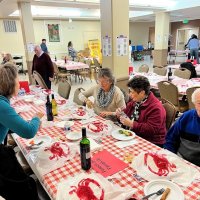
[{"xmin": 97, "ymin": 79, "xmax": 110, "ymax": 84}]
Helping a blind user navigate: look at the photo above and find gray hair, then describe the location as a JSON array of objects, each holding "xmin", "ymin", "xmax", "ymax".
[
  {"xmin": 97, "ymin": 68, "xmax": 115, "ymax": 84},
  {"xmin": 34, "ymin": 45, "xmax": 42, "ymax": 51},
  {"xmin": 191, "ymin": 88, "xmax": 200, "ymax": 103}
]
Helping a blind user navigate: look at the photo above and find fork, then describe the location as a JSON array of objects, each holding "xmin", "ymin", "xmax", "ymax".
[
  {"xmin": 141, "ymin": 188, "xmax": 165, "ymax": 199},
  {"xmin": 29, "ymin": 141, "xmax": 44, "ymax": 149}
]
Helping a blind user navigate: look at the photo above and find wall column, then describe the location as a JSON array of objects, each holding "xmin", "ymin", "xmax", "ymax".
[
  {"xmin": 18, "ymin": 2, "xmax": 35, "ymax": 83},
  {"xmin": 153, "ymin": 12, "xmax": 170, "ymax": 67},
  {"xmin": 100, "ymin": 0, "xmax": 129, "ymax": 78}
]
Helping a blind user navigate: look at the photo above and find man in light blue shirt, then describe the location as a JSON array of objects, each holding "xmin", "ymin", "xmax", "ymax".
[{"xmin": 187, "ymin": 34, "xmax": 199, "ymax": 63}]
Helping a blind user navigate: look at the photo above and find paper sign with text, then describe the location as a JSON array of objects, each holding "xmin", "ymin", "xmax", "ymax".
[{"xmin": 91, "ymin": 150, "xmax": 128, "ymax": 177}]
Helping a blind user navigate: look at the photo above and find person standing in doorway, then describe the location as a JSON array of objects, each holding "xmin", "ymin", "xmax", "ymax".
[
  {"xmin": 40, "ymin": 39, "xmax": 49, "ymax": 54},
  {"xmin": 185, "ymin": 34, "xmax": 200, "ymax": 62},
  {"xmin": 32, "ymin": 45, "xmax": 54, "ymax": 89}
]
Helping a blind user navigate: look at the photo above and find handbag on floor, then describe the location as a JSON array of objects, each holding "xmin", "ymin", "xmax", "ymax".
[{"xmin": 0, "ymin": 144, "xmax": 39, "ymax": 200}]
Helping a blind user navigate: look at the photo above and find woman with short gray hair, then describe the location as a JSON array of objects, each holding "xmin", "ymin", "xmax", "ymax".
[{"xmin": 79, "ymin": 68, "xmax": 125, "ymax": 118}]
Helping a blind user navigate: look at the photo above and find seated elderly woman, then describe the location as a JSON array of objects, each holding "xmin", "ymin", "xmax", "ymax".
[
  {"xmin": 164, "ymin": 88, "xmax": 200, "ymax": 166},
  {"xmin": 117, "ymin": 75, "xmax": 166, "ymax": 147},
  {"xmin": 1, "ymin": 53, "xmax": 15, "ymax": 65},
  {"xmin": 79, "ymin": 68, "xmax": 126, "ymax": 119},
  {"xmin": 0, "ymin": 63, "xmax": 43, "ymax": 143}
]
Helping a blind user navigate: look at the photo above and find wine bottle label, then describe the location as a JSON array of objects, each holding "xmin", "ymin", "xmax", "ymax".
[{"xmin": 85, "ymin": 152, "xmax": 91, "ymax": 159}]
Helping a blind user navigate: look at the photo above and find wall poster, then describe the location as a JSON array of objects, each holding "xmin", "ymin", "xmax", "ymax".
[
  {"xmin": 102, "ymin": 35, "xmax": 112, "ymax": 56},
  {"xmin": 47, "ymin": 24, "xmax": 60, "ymax": 42},
  {"xmin": 116, "ymin": 35, "xmax": 128, "ymax": 56}
]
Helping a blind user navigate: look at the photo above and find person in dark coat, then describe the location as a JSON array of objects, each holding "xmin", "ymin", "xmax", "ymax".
[{"xmin": 32, "ymin": 45, "xmax": 54, "ymax": 89}]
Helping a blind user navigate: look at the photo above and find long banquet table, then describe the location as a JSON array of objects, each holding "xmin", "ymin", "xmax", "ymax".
[
  {"xmin": 53, "ymin": 59, "xmax": 89, "ymax": 70},
  {"xmin": 131, "ymin": 72, "xmax": 200, "ymax": 95},
  {"xmin": 12, "ymin": 88, "xmax": 200, "ymax": 200}
]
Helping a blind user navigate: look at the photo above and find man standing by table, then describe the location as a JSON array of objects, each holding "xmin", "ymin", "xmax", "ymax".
[{"xmin": 32, "ymin": 45, "xmax": 54, "ymax": 89}]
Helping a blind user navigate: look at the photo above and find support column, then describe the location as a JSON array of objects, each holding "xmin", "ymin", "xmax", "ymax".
[
  {"xmin": 154, "ymin": 12, "xmax": 170, "ymax": 67},
  {"xmin": 18, "ymin": 2, "xmax": 35, "ymax": 83},
  {"xmin": 100, "ymin": 0, "xmax": 129, "ymax": 78}
]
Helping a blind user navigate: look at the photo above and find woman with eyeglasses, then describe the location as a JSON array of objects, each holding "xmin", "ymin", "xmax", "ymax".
[
  {"xmin": 79, "ymin": 68, "xmax": 126, "ymax": 119},
  {"xmin": 116, "ymin": 75, "xmax": 166, "ymax": 147}
]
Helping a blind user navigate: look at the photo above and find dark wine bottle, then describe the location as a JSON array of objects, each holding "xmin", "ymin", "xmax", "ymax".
[
  {"xmin": 80, "ymin": 127, "xmax": 91, "ymax": 170},
  {"xmin": 64, "ymin": 56, "xmax": 67, "ymax": 64},
  {"xmin": 168, "ymin": 67, "xmax": 172, "ymax": 81},
  {"xmin": 55, "ymin": 55, "xmax": 57, "ymax": 61},
  {"xmin": 46, "ymin": 95, "xmax": 54, "ymax": 121}
]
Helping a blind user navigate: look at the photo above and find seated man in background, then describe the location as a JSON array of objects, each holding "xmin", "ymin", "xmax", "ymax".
[
  {"xmin": 117, "ymin": 76, "xmax": 167, "ymax": 147},
  {"xmin": 79, "ymin": 68, "xmax": 126, "ymax": 120},
  {"xmin": 164, "ymin": 88, "xmax": 200, "ymax": 166},
  {"xmin": 1, "ymin": 53, "xmax": 15, "ymax": 65}
]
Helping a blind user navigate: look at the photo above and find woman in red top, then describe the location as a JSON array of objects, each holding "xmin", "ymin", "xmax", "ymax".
[{"xmin": 117, "ymin": 76, "xmax": 166, "ymax": 147}]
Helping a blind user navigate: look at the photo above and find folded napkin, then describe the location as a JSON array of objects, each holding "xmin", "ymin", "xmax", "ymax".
[
  {"xmin": 15, "ymin": 105, "xmax": 32, "ymax": 113},
  {"xmin": 77, "ymin": 138, "xmax": 102, "ymax": 154},
  {"xmin": 90, "ymin": 138, "xmax": 102, "ymax": 152},
  {"xmin": 56, "ymin": 173, "xmax": 135, "ymax": 200},
  {"xmin": 132, "ymin": 149, "xmax": 200, "ymax": 187},
  {"xmin": 115, "ymin": 139, "xmax": 138, "ymax": 148},
  {"xmin": 35, "ymin": 142, "xmax": 77, "ymax": 176}
]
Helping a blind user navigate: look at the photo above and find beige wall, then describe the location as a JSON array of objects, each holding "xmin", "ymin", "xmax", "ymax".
[
  {"xmin": 129, "ymin": 22, "xmax": 155, "ymax": 48},
  {"xmin": 0, "ymin": 19, "xmax": 24, "ymax": 55},
  {"xmin": 0, "ymin": 19, "xmax": 101, "ymax": 68},
  {"xmin": 0, "ymin": 18, "xmax": 153, "ymax": 68}
]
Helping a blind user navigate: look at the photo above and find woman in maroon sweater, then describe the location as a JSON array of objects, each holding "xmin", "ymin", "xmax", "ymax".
[
  {"xmin": 32, "ymin": 45, "xmax": 54, "ymax": 89},
  {"xmin": 117, "ymin": 76, "xmax": 166, "ymax": 147}
]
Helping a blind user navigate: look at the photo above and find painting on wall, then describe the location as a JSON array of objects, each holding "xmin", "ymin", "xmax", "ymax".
[{"xmin": 47, "ymin": 24, "xmax": 60, "ymax": 42}]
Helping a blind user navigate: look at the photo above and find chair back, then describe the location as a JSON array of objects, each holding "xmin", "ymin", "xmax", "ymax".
[
  {"xmin": 93, "ymin": 57, "xmax": 101, "ymax": 68},
  {"xmin": 161, "ymin": 98, "xmax": 177, "ymax": 130},
  {"xmin": 58, "ymin": 81, "xmax": 71, "ymax": 99},
  {"xmin": 138, "ymin": 64, "xmax": 149, "ymax": 73},
  {"xmin": 186, "ymin": 87, "xmax": 200, "ymax": 109},
  {"xmin": 74, "ymin": 57, "xmax": 79, "ymax": 62},
  {"xmin": 85, "ymin": 59, "xmax": 92, "ymax": 67},
  {"xmin": 32, "ymin": 71, "xmax": 48, "ymax": 89},
  {"xmin": 153, "ymin": 67, "xmax": 167, "ymax": 76},
  {"xmin": 174, "ymin": 68, "xmax": 191, "ymax": 79},
  {"xmin": 116, "ymin": 76, "xmax": 129, "ymax": 93},
  {"xmin": 73, "ymin": 87, "xmax": 86, "ymax": 105},
  {"xmin": 79, "ymin": 58, "xmax": 85, "ymax": 63},
  {"xmin": 180, "ymin": 62, "xmax": 197, "ymax": 78},
  {"xmin": 53, "ymin": 62, "xmax": 59, "ymax": 74},
  {"xmin": 157, "ymin": 81, "xmax": 179, "ymax": 107}
]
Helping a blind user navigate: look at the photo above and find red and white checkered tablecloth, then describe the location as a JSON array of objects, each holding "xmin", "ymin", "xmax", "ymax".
[
  {"xmin": 54, "ymin": 60, "xmax": 89, "ymax": 70},
  {"xmin": 13, "ymin": 98, "xmax": 200, "ymax": 200}
]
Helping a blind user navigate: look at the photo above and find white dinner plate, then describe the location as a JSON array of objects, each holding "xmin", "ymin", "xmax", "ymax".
[
  {"xmin": 111, "ymin": 129, "xmax": 135, "ymax": 141},
  {"xmin": 23, "ymin": 95, "xmax": 35, "ymax": 102},
  {"xmin": 144, "ymin": 180, "xmax": 184, "ymax": 200},
  {"xmin": 66, "ymin": 132, "xmax": 82, "ymax": 141},
  {"xmin": 54, "ymin": 121, "xmax": 74, "ymax": 128},
  {"xmin": 27, "ymin": 135, "xmax": 51, "ymax": 149},
  {"xmin": 34, "ymin": 99, "xmax": 45, "ymax": 106}
]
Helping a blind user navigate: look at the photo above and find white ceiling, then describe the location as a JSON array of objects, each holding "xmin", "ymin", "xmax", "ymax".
[{"xmin": 0, "ymin": 0, "xmax": 200, "ymax": 22}]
